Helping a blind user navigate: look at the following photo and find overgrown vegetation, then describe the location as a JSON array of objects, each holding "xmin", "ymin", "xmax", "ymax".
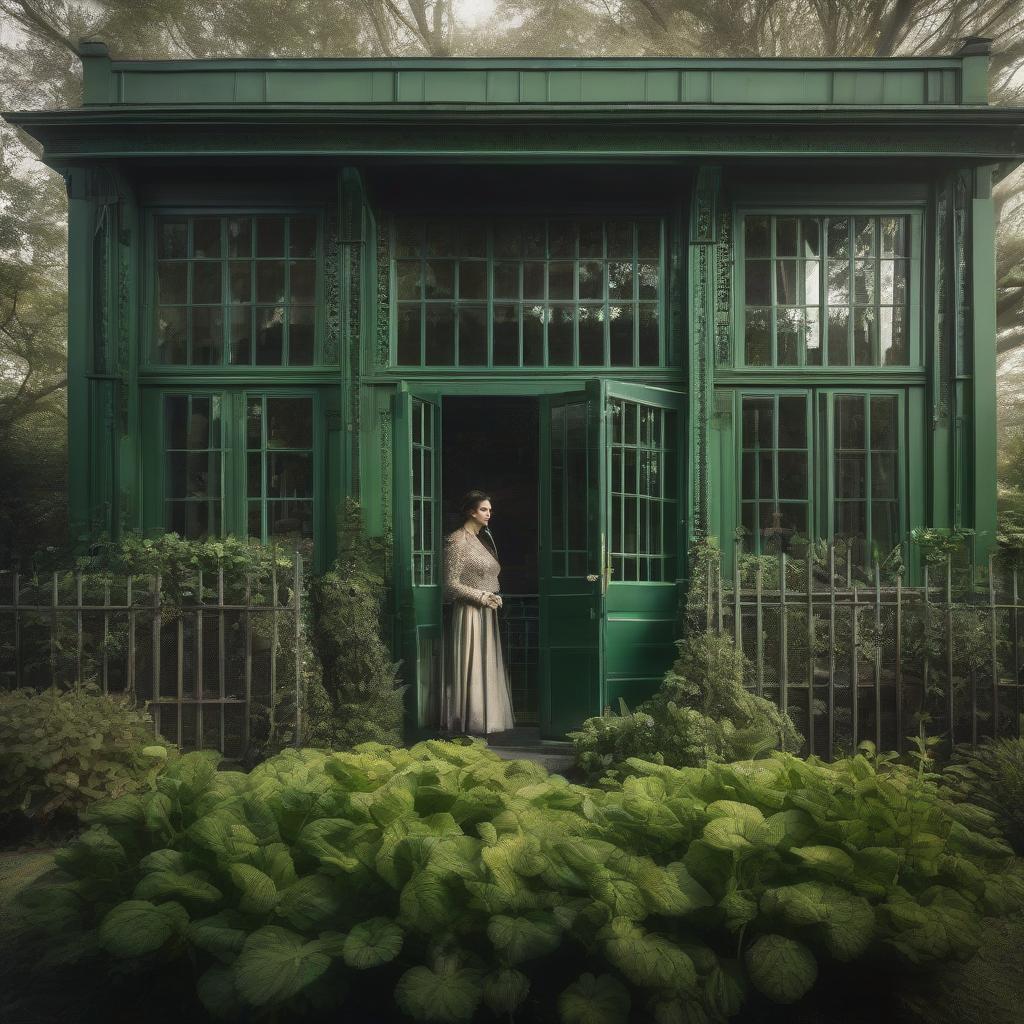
[
  {"xmin": 306, "ymin": 499, "xmax": 406, "ymax": 750},
  {"xmin": 0, "ymin": 684, "xmax": 172, "ymax": 838},
  {"xmin": 14, "ymin": 740, "xmax": 1022, "ymax": 1023},
  {"xmin": 944, "ymin": 737, "xmax": 1024, "ymax": 855},
  {"xmin": 569, "ymin": 633, "xmax": 802, "ymax": 786}
]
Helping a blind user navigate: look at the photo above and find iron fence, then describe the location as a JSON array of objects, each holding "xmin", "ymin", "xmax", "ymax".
[
  {"xmin": 0, "ymin": 558, "xmax": 304, "ymax": 757},
  {"xmin": 696, "ymin": 541, "xmax": 1024, "ymax": 758}
]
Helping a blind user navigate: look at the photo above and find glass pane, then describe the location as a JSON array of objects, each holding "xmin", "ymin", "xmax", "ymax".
[
  {"xmin": 549, "ymin": 262, "xmax": 574, "ymax": 300},
  {"xmin": 523, "ymin": 307, "xmax": 543, "ymax": 365},
  {"xmin": 745, "ymin": 260, "xmax": 770, "ymax": 305},
  {"xmin": 158, "ymin": 217, "xmax": 188, "ymax": 259},
  {"xmin": 881, "ymin": 216, "xmax": 907, "ymax": 257},
  {"xmin": 870, "ymin": 396, "xmax": 898, "ymax": 449},
  {"xmin": 156, "ymin": 307, "xmax": 187, "ymax": 364},
  {"xmin": 269, "ymin": 500, "xmax": 313, "ymax": 539},
  {"xmin": 871, "ymin": 453, "xmax": 897, "ymax": 499},
  {"xmin": 827, "ymin": 217, "xmax": 849, "ymax": 258},
  {"xmin": 395, "ymin": 219, "xmax": 423, "ymax": 258},
  {"xmin": 230, "ymin": 307, "xmax": 252, "ymax": 364},
  {"xmin": 778, "ymin": 452, "xmax": 807, "ymax": 499},
  {"xmin": 881, "ymin": 306, "xmax": 907, "ymax": 365},
  {"xmin": 637, "ymin": 263, "xmax": 659, "ymax": 299},
  {"xmin": 578, "ymin": 261, "xmax": 603, "ymax": 299},
  {"xmin": 247, "ymin": 398, "xmax": 263, "ymax": 448},
  {"xmin": 549, "ymin": 222, "xmax": 575, "ymax": 258},
  {"xmin": 776, "ymin": 260, "xmax": 798, "ymax": 305},
  {"xmin": 745, "ymin": 308, "xmax": 771, "ymax": 365},
  {"xmin": 854, "ymin": 216, "xmax": 875, "ymax": 257},
  {"xmin": 458, "ymin": 306, "xmax": 487, "ymax": 366},
  {"xmin": 827, "ymin": 307, "xmax": 849, "ymax": 364},
  {"xmin": 290, "ymin": 260, "xmax": 316, "ymax": 304},
  {"xmin": 268, "ymin": 453, "xmax": 312, "ymax": 498},
  {"xmin": 637, "ymin": 220, "xmax": 659, "ymax": 258},
  {"xmin": 609, "ymin": 261, "xmax": 632, "ymax": 300},
  {"xmin": 777, "ymin": 308, "xmax": 800, "ymax": 365},
  {"xmin": 168, "ymin": 453, "xmax": 220, "ymax": 499},
  {"xmin": 256, "ymin": 217, "xmax": 284, "ymax": 257},
  {"xmin": 800, "ymin": 217, "xmax": 820, "ymax": 258},
  {"xmin": 397, "ymin": 304, "xmax": 421, "ymax": 365},
  {"xmin": 164, "ymin": 397, "xmax": 189, "ymax": 449},
  {"xmin": 579, "ymin": 221, "xmax": 603, "ymax": 258},
  {"xmin": 425, "ymin": 305, "xmax": 455, "ymax": 365},
  {"xmin": 192, "ymin": 218, "xmax": 221, "ymax": 259},
  {"xmin": 744, "ymin": 215, "xmax": 770, "ymax": 259},
  {"xmin": 607, "ymin": 221, "xmax": 633, "ymax": 259},
  {"xmin": 804, "ymin": 307, "xmax": 821, "ymax": 365},
  {"xmin": 493, "ymin": 304, "xmax": 519, "ymax": 365},
  {"xmin": 426, "ymin": 222, "xmax": 455, "ymax": 257},
  {"xmin": 827, "ymin": 260, "xmax": 849, "ymax": 303},
  {"xmin": 255, "ymin": 306, "xmax": 285, "ymax": 364},
  {"xmin": 779, "ymin": 503, "xmax": 807, "ymax": 535},
  {"xmin": 742, "ymin": 398, "xmax": 773, "ymax": 450},
  {"xmin": 425, "ymin": 261, "xmax": 454, "ymax": 299},
  {"xmin": 872, "ymin": 502, "xmax": 898, "ymax": 552},
  {"xmin": 638, "ymin": 304, "xmax": 659, "ymax": 365},
  {"xmin": 610, "ymin": 305, "xmax": 634, "ymax": 366},
  {"xmin": 289, "ymin": 217, "xmax": 317, "ymax": 258},
  {"xmin": 853, "ymin": 260, "xmax": 875, "ymax": 303},
  {"xmin": 225, "ymin": 216, "xmax": 251, "ymax": 258},
  {"xmin": 579, "ymin": 305, "xmax": 604, "ymax": 365},
  {"xmin": 257, "ymin": 261, "xmax": 285, "ymax": 304},
  {"xmin": 853, "ymin": 307, "xmax": 875, "ymax": 365},
  {"xmin": 523, "ymin": 262, "xmax": 545, "ymax": 300},
  {"xmin": 803, "ymin": 260, "xmax": 820, "ymax": 305},
  {"xmin": 248, "ymin": 501, "xmax": 263, "ymax": 540},
  {"xmin": 459, "ymin": 262, "xmax": 486, "ymax": 300},
  {"xmin": 494, "ymin": 262, "xmax": 519, "ymax": 299},
  {"xmin": 548, "ymin": 305, "xmax": 573, "ymax": 366},
  {"xmin": 192, "ymin": 261, "xmax": 222, "ymax": 304},
  {"xmin": 836, "ymin": 501, "xmax": 867, "ymax": 538},
  {"xmin": 741, "ymin": 453, "xmax": 757, "ymax": 499},
  {"xmin": 775, "ymin": 217, "xmax": 798, "ymax": 257},
  {"xmin": 229, "ymin": 261, "xmax": 251, "ymax": 303},
  {"xmin": 396, "ymin": 260, "xmax": 422, "ymax": 301},
  {"xmin": 158, "ymin": 262, "xmax": 187, "ymax": 304},
  {"xmin": 190, "ymin": 308, "xmax": 223, "ymax": 365},
  {"xmin": 879, "ymin": 259, "xmax": 906, "ymax": 304},
  {"xmin": 247, "ymin": 453, "xmax": 262, "ymax": 498},
  {"xmin": 837, "ymin": 452, "xmax": 866, "ymax": 498},
  {"xmin": 524, "ymin": 222, "xmax": 545, "ymax": 257},
  {"xmin": 494, "ymin": 222, "xmax": 522, "ymax": 258},
  {"xmin": 267, "ymin": 398, "xmax": 313, "ymax": 448},
  {"xmin": 289, "ymin": 306, "xmax": 315, "ymax": 365},
  {"xmin": 777, "ymin": 397, "xmax": 806, "ymax": 448},
  {"xmin": 836, "ymin": 397, "xmax": 866, "ymax": 449}
]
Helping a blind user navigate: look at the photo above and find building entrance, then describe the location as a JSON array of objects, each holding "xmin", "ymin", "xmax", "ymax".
[{"xmin": 441, "ymin": 397, "xmax": 540, "ymax": 725}]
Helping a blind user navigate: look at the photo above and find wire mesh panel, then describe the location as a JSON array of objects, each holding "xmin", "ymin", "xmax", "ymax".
[{"xmin": 500, "ymin": 594, "xmax": 539, "ymax": 726}]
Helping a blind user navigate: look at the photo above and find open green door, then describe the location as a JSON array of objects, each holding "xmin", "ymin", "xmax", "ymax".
[
  {"xmin": 392, "ymin": 384, "xmax": 442, "ymax": 738},
  {"xmin": 539, "ymin": 381, "xmax": 605, "ymax": 739},
  {"xmin": 540, "ymin": 380, "xmax": 685, "ymax": 739}
]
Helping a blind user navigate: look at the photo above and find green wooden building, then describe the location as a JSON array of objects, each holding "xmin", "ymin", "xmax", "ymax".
[{"xmin": 5, "ymin": 38, "xmax": 1023, "ymax": 739}]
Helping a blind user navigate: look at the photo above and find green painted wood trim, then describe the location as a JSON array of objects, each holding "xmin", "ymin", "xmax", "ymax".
[
  {"xmin": 960, "ymin": 53, "xmax": 990, "ymax": 104},
  {"xmin": 970, "ymin": 165, "xmax": 997, "ymax": 561}
]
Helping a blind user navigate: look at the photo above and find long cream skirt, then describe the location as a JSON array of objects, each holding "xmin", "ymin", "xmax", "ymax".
[{"xmin": 441, "ymin": 601, "xmax": 516, "ymax": 735}]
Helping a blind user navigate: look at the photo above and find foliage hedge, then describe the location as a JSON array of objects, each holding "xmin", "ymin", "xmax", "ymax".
[
  {"xmin": 17, "ymin": 739, "xmax": 1024, "ymax": 1023},
  {"xmin": 944, "ymin": 737, "xmax": 1024, "ymax": 855},
  {"xmin": 569, "ymin": 633, "xmax": 803, "ymax": 785},
  {"xmin": 0, "ymin": 684, "xmax": 172, "ymax": 830}
]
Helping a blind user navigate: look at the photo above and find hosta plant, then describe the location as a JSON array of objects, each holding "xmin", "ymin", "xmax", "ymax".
[
  {"xmin": 943, "ymin": 737, "xmax": 1024, "ymax": 854},
  {"xmin": 16, "ymin": 740, "xmax": 1024, "ymax": 1023}
]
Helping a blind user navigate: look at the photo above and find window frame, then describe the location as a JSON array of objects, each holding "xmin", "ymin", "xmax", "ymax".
[
  {"xmin": 735, "ymin": 385, "xmax": 913, "ymax": 559},
  {"xmin": 386, "ymin": 212, "xmax": 671, "ymax": 372},
  {"xmin": 733, "ymin": 204, "xmax": 924, "ymax": 370},
  {"xmin": 142, "ymin": 207, "xmax": 328, "ymax": 371}
]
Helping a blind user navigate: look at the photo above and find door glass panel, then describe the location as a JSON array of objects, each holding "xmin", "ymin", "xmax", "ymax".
[
  {"xmin": 164, "ymin": 395, "xmax": 223, "ymax": 539},
  {"xmin": 410, "ymin": 397, "xmax": 436, "ymax": 585},
  {"xmin": 550, "ymin": 401, "xmax": 589, "ymax": 579}
]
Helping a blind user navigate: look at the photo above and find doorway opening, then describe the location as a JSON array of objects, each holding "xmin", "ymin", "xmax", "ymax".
[{"xmin": 441, "ymin": 396, "xmax": 539, "ymax": 725}]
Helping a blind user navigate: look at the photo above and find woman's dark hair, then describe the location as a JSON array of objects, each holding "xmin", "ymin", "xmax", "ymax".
[{"xmin": 459, "ymin": 489, "xmax": 491, "ymax": 518}]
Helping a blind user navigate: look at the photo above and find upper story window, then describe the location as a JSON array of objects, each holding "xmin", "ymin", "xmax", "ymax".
[
  {"xmin": 741, "ymin": 213, "xmax": 914, "ymax": 367},
  {"xmin": 152, "ymin": 213, "xmax": 320, "ymax": 367},
  {"xmin": 391, "ymin": 216, "xmax": 664, "ymax": 368}
]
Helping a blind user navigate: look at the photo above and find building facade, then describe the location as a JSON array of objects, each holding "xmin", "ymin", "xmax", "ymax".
[{"xmin": 5, "ymin": 39, "xmax": 1023, "ymax": 738}]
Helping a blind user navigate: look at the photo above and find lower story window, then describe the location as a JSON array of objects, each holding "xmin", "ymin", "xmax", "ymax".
[
  {"xmin": 155, "ymin": 390, "xmax": 319, "ymax": 556},
  {"xmin": 739, "ymin": 389, "xmax": 907, "ymax": 558}
]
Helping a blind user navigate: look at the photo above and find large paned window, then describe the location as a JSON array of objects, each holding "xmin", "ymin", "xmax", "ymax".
[
  {"xmin": 153, "ymin": 214, "xmax": 319, "ymax": 366},
  {"xmin": 156, "ymin": 391, "xmax": 317, "ymax": 554},
  {"xmin": 609, "ymin": 399, "xmax": 677, "ymax": 582},
  {"xmin": 742, "ymin": 213, "xmax": 913, "ymax": 367},
  {"xmin": 738, "ymin": 391, "xmax": 904, "ymax": 558},
  {"xmin": 392, "ymin": 217, "xmax": 663, "ymax": 368}
]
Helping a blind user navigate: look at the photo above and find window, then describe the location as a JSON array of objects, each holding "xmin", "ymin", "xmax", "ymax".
[
  {"xmin": 739, "ymin": 390, "xmax": 904, "ymax": 558},
  {"xmin": 393, "ymin": 216, "xmax": 663, "ymax": 368},
  {"xmin": 155, "ymin": 391, "xmax": 318, "ymax": 554},
  {"xmin": 246, "ymin": 396, "xmax": 314, "ymax": 546},
  {"xmin": 153, "ymin": 214, "xmax": 319, "ymax": 366},
  {"xmin": 164, "ymin": 395, "xmax": 223, "ymax": 539},
  {"xmin": 742, "ymin": 213, "xmax": 912, "ymax": 367}
]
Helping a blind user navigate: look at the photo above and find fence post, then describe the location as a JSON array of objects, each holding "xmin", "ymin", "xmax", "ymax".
[
  {"xmin": 1014, "ymin": 568, "xmax": 1022, "ymax": 737},
  {"xmin": 780, "ymin": 551, "xmax": 788, "ymax": 718},
  {"xmin": 152, "ymin": 574, "xmax": 162, "ymax": 741},
  {"xmin": 989, "ymin": 553, "xmax": 998, "ymax": 740},
  {"xmin": 270, "ymin": 560, "xmax": 279, "ymax": 739},
  {"xmin": 806, "ymin": 545, "xmax": 815, "ymax": 756},
  {"xmin": 851, "ymin": 553, "xmax": 859, "ymax": 750},
  {"xmin": 895, "ymin": 567, "xmax": 903, "ymax": 751},
  {"xmin": 75, "ymin": 572, "xmax": 84, "ymax": 686},
  {"xmin": 217, "ymin": 567, "xmax": 225, "ymax": 756},
  {"xmin": 873, "ymin": 559, "xmax": 882, "ymax": 752},
  {"xmin": 755, "ymin": 561, "xmax": 764, "ymax": 697},
  {"xmin": 127, "ymin": 576, "xmax": 136, "ymax": 696},
  {"xmin": 827, "ymin": 543, "xmax": 836, "ymax": 761},
  {"xmin": 195, "ymin": 568, "xmax": 204, "ymax": 751},
  {"xmin": 733, "ymin": 536, "xmax": 742, "ymax": 652},
  {"xmin": 13, "ymin": 571, "xmax": 21, "ymax": 688},
  {"xmin": 102, "ymin": 579, "xmax": 111, "ymax": 694},
  {"xmin": 945, "ymin": 553, "xmax": 955, "ymax": 746},
  {"xmin": 50, "ymin": 571, "xmax": 58, "ymax": 685},
  {"xmin": 244, "ymin": 574, "xmax": 253, "ymax": 751}
]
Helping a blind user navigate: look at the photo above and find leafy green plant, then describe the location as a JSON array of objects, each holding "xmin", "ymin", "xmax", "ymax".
[
  {"xmin": 306, "ymin": 500, "xmax": 406, "ymax": 751},
  {"xmin": 0, "ymin": 684, "xmax": 173, "ymax": 831},
  {"xmin": 16, "ymin": 741, "xmax": 1022, "ymax": 1023},
  {"xmin": 943, "ymin": 737, "xmax": 1024, "ymax": 854},
  {"xmin": 569, "ymin": 632, "xmax": 802, "ymax": 785}
]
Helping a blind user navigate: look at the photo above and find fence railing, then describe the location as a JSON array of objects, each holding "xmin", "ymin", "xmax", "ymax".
[
  {"xmin": 0, "ymin": 558, "xmax": 304, "ymax": 757},
  {"xmin": 697, "ymin": 541, "xmax": 1024, "ymax": 758}
]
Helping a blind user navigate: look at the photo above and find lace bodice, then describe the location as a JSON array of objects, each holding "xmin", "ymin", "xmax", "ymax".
[{"xmin": 443, "ymin": 528, "xmax": 501, "ymax": 606}]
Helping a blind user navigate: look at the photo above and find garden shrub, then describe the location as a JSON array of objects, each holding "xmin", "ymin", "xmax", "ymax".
[
  {"xmin": 569, "ymin": 632, "xmax": 802, "ymax": 785},
  {"xmin": 307, "ymin": 499, "xmax": 405, "ymax": 750},
  {"xmin": 943, "ymin": 737, "xmax": 1024, "ymax": 854},
  {"xmin": 17, "ymin": 740, "xmax": 1022, "ymax": 1022},
  {"xmin": 0, "ymin": 684, "xmax": 172, "ymax": 833}
]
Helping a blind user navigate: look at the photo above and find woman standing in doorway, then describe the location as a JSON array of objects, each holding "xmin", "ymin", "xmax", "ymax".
[{"xmin": 441, "ymin": 490, "xmax": 516, "ymax": 736}]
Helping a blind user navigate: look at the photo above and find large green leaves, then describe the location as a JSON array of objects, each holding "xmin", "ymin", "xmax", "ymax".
[
  {"xmin": 600, "ymin": 918, "xmax": 697, "ymax": 992},
  {"xmin": 744, "ymin": 934, "xmax": 817, "ymax": 1003},
  {"xmin": 558, "ymin": 973, "xmax": 630, "ymax": 1024},
  {"xmin": 394, "ymin": 963, "xmax": 483, "ymax": 1022},
  {"xmin": 233, "ymin": 926, "xmax": 331, "ymax": 1006},
  {"xmin": 760, "ymin": 882, "xmax": 874, "ymax": 961},
  {"xmin": 99, "ymin": 899, "xmax": 188, "ymax": 957},
  {"xmin": 343, "ymin": 917, "xmax": 404, "ymax": 969},
  {"xmin": 487, "ymin": 911, "xmax": 562, "ymax": 964}
]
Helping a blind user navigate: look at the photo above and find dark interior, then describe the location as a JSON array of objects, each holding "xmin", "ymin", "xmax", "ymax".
[{"xmin": 441, "ymin": 396, "xmax": 539, "ymax": 596}]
